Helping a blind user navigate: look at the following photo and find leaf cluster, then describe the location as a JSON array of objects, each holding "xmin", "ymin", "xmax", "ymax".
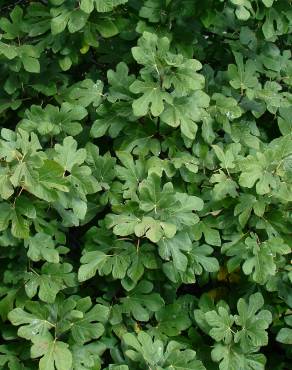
[{"xmin": 0, "ymin": 0, "xmax": 292, "ymax": 369}]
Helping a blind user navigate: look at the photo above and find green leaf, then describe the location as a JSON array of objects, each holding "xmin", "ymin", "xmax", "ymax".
[
  {"xmin": 70, "ymin": 297, "xmax": 109, "ymax": 343},
  {"xmin": 242, "ymin": 237, "xmax": 290, "ymax": 284},
  {"xmin": 139, "ymin": 173, "xmax": 203, "ymax": 228},
  {"xmin": 0, "ymin": 166, "xmax": 14, "ymax": 199},
  {"xmin": 71, "ymin": 342, "xmax": 106, "ymax": 370},
  {"xmin": 135, "ymin": 216, "xmax": 176, "ymax": 243},
  {"xmin": 160, "ymin": 91, "xmax": 210, "ymax": 140},
  {"xmin": 90, "ymin": 103, "xmax": 129, "ymax": 138},
  {"xmin": 231, "ymin": 0, "xmax": 252, "ymax": 20},
  {"xmin": 262, "ymin": 0, "xmax": 274, "ymax": 6},
  {"xmin": 112, "ymin": 280, "xmax": 164, "ymax": 323},
  {"xmin": 59, "ymin": 55, "xmax": 72, "ymax": 71},
  {"xmin": 0, "ymin": 344, "xmax": 24, "ymax": 370},
  {"xmin": 158, "ymin": 232, "xmax": 192, "ymax": 271},
  {"xmin": 262, "ymin": 8, "xmax": 286, "ymax": 40},
  {"xmin": 189, "ymin": 244, "xmax": 219, "ymax": 274},
  {"xmin": 78, "ymin": 250, "xmax": 108, "ymax": 282},
  {"xmin": 51, "ymin": 7, "xmax": 71, "ymax": 35},
  {"xmin": 31, "ymin": 332, "xmax": 72, "ymax": 370},
  {"xmin": 80, "ymin": 0, "xmax": 94, "ymax": 13},
  {"xmin": 54, "ymin": 136, "xmax": 87, "ymax": 172},
  {"xmin": 115, "ymin": 150, "xmax": 146, "ymax": 195},
  {"xmin": 192, "ymin": 220, "xmax": 221, "ymax": 246},
  {"xmin": 26, "ymin": 232, "xmax": 59, "ymax": 263},
  {"xmin": 123, "ymin": 331, "xmax": 164, "ymax": 366},
  {"xmin": 19, "ymin": 103, "xmax": 87, "ymax": 137},
  {"xmin": 234, "ymin": 293, "xmax": 272, "ymax": 349},
  {"xmin": 139, "ymin": 0, "xmax": 167, "ymax": 23},
  {"xmin": 130, "ymin": 79, "xmax": 172, "ymax": 117},
  {"xmin": 212, "ymin": 143, "xmax": 241, "ymax": 170},
  {"xmin": 132, "ymin": 31, "xmax": 204, "ymax": 96},
  {"xmin": 0, "ymin": 41, "xmax": 17, "ymax": 59},
  {"xmin": 234, "ymin": 194, "xmax": 265, "ymax": 227},
  {"xmin": 96, "ymin": 18, "xmax": 119, "ymax": 38},
  {"xmin": 155, "ymin": 302, "xmax": 192, "ymax": 336},
  {"xmin": 105, "ymin": 213, "xmax": 140, "ymax": 238},
  {"xmin": 228, "ymin": 52, "xmax": 258, "ymax": 92},
  {"xmin": 1, "ymin": 0, "xmax": 292, "ymax": 368},
  {"xmin": 86, "ymin": 143, "xmax": 116, "ymax": 189},
  {"xmin": 35, "ymin": 160, "xmax": 69, "ymax": 193},
  {"xmin": 163, "ymin": 341, "xmax": 206, "ymax": 370},
  {"xmin": 107, "ymin": 62, "xmax": 135, "ymax": 102},
  {"xmin": 0, "ymin": 6, "xmax": 24, "ymax": 40},
  {"xmin": 238, "ymin": 155, "xmax": 277, "ymax": 195},
  {"xmin": 97, "ymin": 248, "xmax": 131, "ymax": 280},
  {"xmin": 0, "ymin": 198, "xmax": 36, "ymax": 239},
  {"xmin": 211, "ymin": 93, "xmax": 242, "ymax": 127},
  {"xmin": 94, "ymin": 0, "xmax": 128, "ymax": 13},
  {"xmin": 211, "ymin": 343, "xmax": 266, "ymax": 370},
  {"xmin": 205, "ymin": 307, "xmax": 234, "ymax": 344},
  {"xmin": 276, "ymin": 328, "xmax": 292, "ymax": 344},
  {"xmin": 8, "ymin": 303, "xmax": 53, "ymax": 340},
  {"xmin": 123, "ymin": 332, "xmax": 205, "ymax": 369},
  {"xmin": 278, "ymin": 107, "xmax": 292, "ymax": 135},
  {"xmin": 69, "ymin": 79, "xmax": 103, "ymax": 108},
  {"xmin": 24, "ymin": 262, "xmax": 76, "ymax": 303},
  {"xmin": 131, "ymin": 31, "xmax": 170, "ymax": 70},
  {"xmin": 162, "ymin": 58, "xmax": 204, "ymax": 95},
  {"xmin": 138, "ymin": 172, "xmax": 176, "ymax": 213},
  {"xmin": 210, "ymin": 170, "xmax": 238, "ymax": 200},
  {"xmin": 80, "ymin": 235, "xmax": 158, "ymax": 285},
  {"xmin": 22, "ymin": 54, "xmax": 40, "ymax": 73}
]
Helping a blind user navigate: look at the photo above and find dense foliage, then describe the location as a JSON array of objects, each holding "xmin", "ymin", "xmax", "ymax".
[{"xmin": 0, "ymin": 0, "xmax": 292, "ymax": 369}]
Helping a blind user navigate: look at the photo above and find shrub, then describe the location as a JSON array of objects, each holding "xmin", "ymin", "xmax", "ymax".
[{"xmin": 0, "ymin": 0, "xmax": 291, "ymax": 369}]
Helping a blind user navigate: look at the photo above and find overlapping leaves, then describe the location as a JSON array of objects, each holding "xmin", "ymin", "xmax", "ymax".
[{"xmin": 0, "ymin": 0, "xmax": 292, "ymax": 369}]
